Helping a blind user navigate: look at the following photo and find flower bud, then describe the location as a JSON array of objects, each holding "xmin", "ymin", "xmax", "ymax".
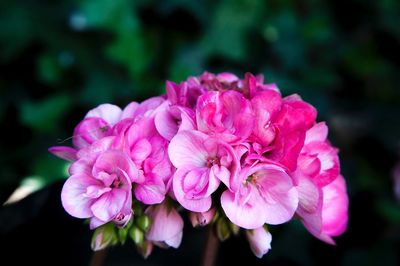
[
  {"xmin": 189, "ymin": 208, "xmax": 216, "ymax": 227},
  {"xmin": 136, "ymin": 215, "xmax": 151, "ymax": 232},
  {"xmin": 130, "ymin": 226, "xmax": 144, "ymax": 245},
  {"xmin": 246, "ymin": 226, "xmax": 272, "ymax": 258},
  {"xmin": 137, "ymin": 240, "xmax": 153, "ymax": 259},
  {"xmin": 216, "ymin": 218, "xmax": 231, "ymax": 241},
  {"xmin": 91, "ymin": 223, "xmax": 117, "ymax": 251}
]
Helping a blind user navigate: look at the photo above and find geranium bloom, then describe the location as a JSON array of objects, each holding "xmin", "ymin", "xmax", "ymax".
[{"xmin": 49, "ymin": 71, "xmax": 348, "ymax": 259}]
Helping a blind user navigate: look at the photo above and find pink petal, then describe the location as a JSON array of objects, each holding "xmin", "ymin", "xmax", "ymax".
[
  {"xmin": 321, "ymin": 175, "xmax": 348, "ymax": 236},
  {"xmin": 173, "ymin": 168, "xmax": 212, "ymax": 212},
  {"xmin": 168, "ymin": 130, "xmax": 208, "ymax": 169},
  {"xmin": 221, "ymin": 190, "xmax": 268, "ymax": 229},
  {"xmin": 61, "ymin": 173, "xmax": 101, "ymax": 218},
  {"xmin": 305, "ymin": 122, "xmax": 328, "ymax": 144},
  {"xmin": 92, "ymin": 150, "xmax": 139, "ymax": 184},
  {"xmin": 134, "ymin": 178, "xmax": 166, "ymax": 204},
  {"xmin": 246, "ymin": 164, "xmax": 299, "ymax": 225},
  {"xmin": 246, "ymin": 227, "xmax": 272, "ymax": 258},
  {"xmin": 48, "ymin": 146, "xmax": 77, "ymax": 162},
  {"xmin": 91, "ymin": 189, "xmax": 127, "ymax": 222},
  {"xmin": 69, "ymin": 159, "xmax": 92, "ymax": 175},
  {"xmin": 73, "ymin": 117, "xmax": 111, "ymax": 149},
  {"xmin": 121, "ymin": 102, "xmax": 139, "ymax": 120},
  {"xmin": 131, "ymin": 139, "xmax": 152, "ymax": 165},
  {"xmin": 145, "ymin": 202, "xmax": 184, "ymax": 246},
  {"xmin": 85, "ymin": 103, "xmax": 122, "ymax": 125}
]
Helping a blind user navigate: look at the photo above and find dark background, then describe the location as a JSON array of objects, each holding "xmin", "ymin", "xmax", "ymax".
[{"xmin": 1, "ymin": 0, "xmax": 399, "ymax": 265}]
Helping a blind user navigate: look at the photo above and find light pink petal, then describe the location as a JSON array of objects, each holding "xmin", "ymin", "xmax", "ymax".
[
  {"xmin": 91, "ymin": 189, "xmax": 127, "ymax": 222},
  {"xmin": 69, "ymin": 159, "xmax": 92, "ymax": 175},
  {"xmin": 221, "ymin": 190, "xmax": 268, "ymax": 229},
  {"xmin": 48, "ymin": 146, "xmax": 77, "ymax": 162},
  {"xmin": 189, "ymin": 207, "xmax": 217, "ymax": 227},
  {"xmin": 247, "ymin": 164, "xmax": 299, "ymax": 225},
  {"xmin": 321, "ymin": 175, "xmax": 349, "ymax": 236},
  {"xmin": 168, "ymin": 130, "xmax": 208, "ymax": 168},
  {"xmin": 165, "ymin": 231, "xmax": 183, "ymax": 248},
  {"xmin": 211, "ymin": 165, "xmax": 230, "ymax": 188},
  {"xmin": 246, "ymin": 227, "xmax": 272, "ymax": 258},
  {"xmin": 154, "ymin": 109, "xmax": 180, "ymax": 141},
  {"xmin": 173, "ymin": 168, "xmax": 212, "ymax": 212},
  {"xmin": 89, "ymin": 217, "xmax": 108, "ymax": 229},
  {"xmin": 305, "ymin": 122, "xmax": 328, "ymax": 144},
  {"xmin": 85, "ymin": 103, "xmax": 122, "ymax": 125},
  {"xmin": 133, "ymin": 96, "xmax": 165, "ymax": 119},
  {"xmin": 121, "ymin": 102, "xmax": 139, "ymax": 120},
  {"xmin": 134, "ymin": 178, "xmax": 166, "ymax": 204},
  {"xmin": 61, "ymin": 173, "xmax": 101, "ymax": 218},
  {"xmin": 145, "ymin": 202, "xmax": 184, "ymax": 244}
]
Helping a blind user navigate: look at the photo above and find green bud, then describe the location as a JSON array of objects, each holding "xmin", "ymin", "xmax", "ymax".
[
  {"xmin": 216, "ymin": 218, "xmax": 231, "ymax": 241},
  {"xmin": 129, "ymin": 226, "xmax": 144, "ymax": 245},
  {"xmin": 118, "ymin": 226, "xmax": 130, "ymax": 245},
  {"xmin": 229, "ymin": 222, "xmax": 240, "ymax": 235},
  {"xmin": 136, "ymin": 215, "xmax": 151, "ymax": 232},
  {"xmin": 91, "ymin": 223, "xmax": 117, "ymax": 251},
  {"xmin": 137, "ymin": 240, "xmax": 153, "ymax": 259}
]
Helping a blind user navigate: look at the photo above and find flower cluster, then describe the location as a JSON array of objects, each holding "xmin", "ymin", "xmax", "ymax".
[{"xmin": 50, "ymin": 72, "xmax": 348, "ymax": 258}]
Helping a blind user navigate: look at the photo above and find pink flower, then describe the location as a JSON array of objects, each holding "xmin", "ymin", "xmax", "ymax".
[
  {"xmin": 221, "ymin": 163, "xmax": 298, "ymax": 229},
  {"xmin": 246, "ymin": 227, "xmax": 272, "ymax": 258},
  {"xmin": 169, "ymin": 130, "xmax": 239, "ymax": 212},
  {"xmin": 61, "ymin": 149, "xmax": 140, "ymax": 229},
  {"xmin": 145, "ymin": 201, "xmax": 184, "ymax": 248},
  {"xmin": 196, "ymin": 90, "xmax": 255, "ymax": 144}
]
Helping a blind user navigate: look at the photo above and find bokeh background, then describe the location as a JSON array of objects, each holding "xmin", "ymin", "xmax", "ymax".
[{"xmin": 1, "ymin": 0, "xmax": 399, "ymax": 265}]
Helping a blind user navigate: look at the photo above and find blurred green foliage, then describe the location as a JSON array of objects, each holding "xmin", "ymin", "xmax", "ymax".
[{"xmin": 0, "ymin": 0, "xmax": 399, "ymax": 265}]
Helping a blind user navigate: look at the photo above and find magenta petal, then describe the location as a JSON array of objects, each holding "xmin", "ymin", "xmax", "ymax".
[
  {"xmin": 85, "ymin": 103, "xmax": 122, "ymax": 125},
  {"xmin": 221, "ymin": 190, "xmax": 268, "ymax": 229},
  {"xmin": 61, "ymin": 173, "xmax": 101, "ymax": 218},
  {"xmin": 168, "ymin": 130, "xmax": 208, "ymax": 168},
  {"xmin": 321, "ymin": 175, "xmax": 349, "ymax": 236},
  {"xmin": 89, "ymin": 217, "xmax": 107, "ymax": 229},
  {"xmin": 48, "ymin": 146, "xmax": 77, "ymax": 162},
  {"xmin": 91, "ymin": 189, "xmax": 127, "ymax": 222}
]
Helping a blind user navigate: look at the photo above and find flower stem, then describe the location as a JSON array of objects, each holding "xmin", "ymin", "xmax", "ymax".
[
  {"xmin": 89, "ymin": 249, "xmax": 107, "ymax": 266},
  {"xmin": 201, "ymin": 226, "xmax": 219, "ymax": 266}
]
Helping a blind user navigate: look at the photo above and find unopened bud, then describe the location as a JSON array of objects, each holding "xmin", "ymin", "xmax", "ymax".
[
  {"xmin": 91, "ymin": 223, "xmax": 117, "ymax": 251},
  {"xmin": 136, "ymin": 215, "xmax": 151, "ymax": 232},
  {"xmin": 229, "ymin": 222, "xmax": 240, "ymax": 235},
  {"xmin": 216, "ymin": 218, "xmax": 231, "ymax": 241},
  {"xmin": 137, "ymin": 240, "xmax": 153, "ymax": 259},
  {"xmin": 189, "ymin": 208, "xmax": 216, "ymax": 227},
  {"xmin": 130, "ymin": 226, "xmax": 144, "ymax": 245}
]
